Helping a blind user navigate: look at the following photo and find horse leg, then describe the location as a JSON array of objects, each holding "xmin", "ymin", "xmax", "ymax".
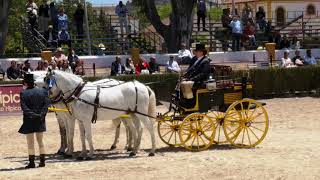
[
  {"xmin": 84, "ymin": 120, "xmax": 94, "ymax": 159},
  {"xmin": 56, "ymin": 113, "xmax": 67, "ymax": 155},
  {"xmin": 77, "ymin": 120, "xmax": 87, "ymax": 160},
  {"xmin": 140, "ymin": 116, "xmax": 156, "ymax": 156},
  {"xmin": 130, "ymin": 114, "xmax": 143, "ymax": 157},
  {"xmin": 122, "ymin": 119, "xmax": 133, "ymax": 151},
  {"xmin": 110, "ymin": 118, "xmax": 121, "ymax": 150},
  {"xmin": 64, "ymin": 116, "xmax": 75, "ymax": 158}
]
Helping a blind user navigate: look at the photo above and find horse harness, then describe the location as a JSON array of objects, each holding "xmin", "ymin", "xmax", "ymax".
[{"xmin": 51, "ymin": 80, "xmax": 153, "ymax": 124}]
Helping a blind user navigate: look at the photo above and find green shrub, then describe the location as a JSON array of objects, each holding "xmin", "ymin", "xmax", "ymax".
[{"xmin": 208, "ymin": 7, "xmax": 223, "ymax": 22}]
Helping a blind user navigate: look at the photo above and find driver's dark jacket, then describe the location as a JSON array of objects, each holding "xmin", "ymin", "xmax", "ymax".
[
  {"xmin": 184, "ymin": 56, "xmax": 211, "ymax": 88},
  {"xmin": 18, "ymin": 87, "xmax": 50, "ymax": 134}
]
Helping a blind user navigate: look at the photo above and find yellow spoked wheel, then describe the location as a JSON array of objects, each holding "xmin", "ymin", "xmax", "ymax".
[
  {"xmin": 208, "ymin": 111, "xmax": 229, "ymax": 144},
  {"xmin": 157, "ymin": 115, "xmax": 181, "ymax": 147},
  {"xmin": 223, "ymin": 99, "xmax": 269, "ymax": 148},
  {"xmin": 179, "ymin": 113, "xmax": 216, "ymax": 151}
]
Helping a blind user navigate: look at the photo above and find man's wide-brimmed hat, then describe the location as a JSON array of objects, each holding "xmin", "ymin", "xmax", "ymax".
[
  {"xmin": 98, "ymin": 43, "xmax": 106, "ymax": 50},
  {"xmin": 24, "ymin": 73, "xmax": 35, "ymax": 83},
  {"xmin": 195, "ymin": 43, "xmax": 206, "ymax": 52}
]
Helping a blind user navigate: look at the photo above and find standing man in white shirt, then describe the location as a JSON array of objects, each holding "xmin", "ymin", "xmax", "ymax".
[
  {"xmin": 178, "ymin": 43, "xmax": 193, "ymax": 64},
  {"xmin": 166, "ymin": 55, "xmax": 181, "ymax": 73}
]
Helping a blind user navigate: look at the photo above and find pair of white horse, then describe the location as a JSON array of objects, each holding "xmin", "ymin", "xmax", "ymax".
[{"xmin": 34, "ymin": 70, "xmax": 157, "ymax": 159}]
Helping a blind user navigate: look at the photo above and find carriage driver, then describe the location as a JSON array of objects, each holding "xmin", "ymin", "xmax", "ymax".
[
  {"xmin": 18, "ymin": 73, "xmax": 50, "ymax": 168},
  {"xmin": 181, "ymin": 43, "xmax": 211, "ymax": 107}
]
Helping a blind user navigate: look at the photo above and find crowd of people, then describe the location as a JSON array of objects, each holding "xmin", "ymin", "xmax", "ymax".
[
  {"xmin": 5, "ymin": 48, "xmax": 84, "ymax": 80},
  {"xmin": 26, "ymin": 0, "xmax": 85, "ymax": 49},
  {"xmin": 221, "ymin": 4, "xmax": 301, "ymax": 52},
  {"xmin": 281, "ymin": 49, "xmax": 318, "ymax": 68},
  {"xmin": 110, "ymin": 55, "xmax": 181, "ymax": 76}
]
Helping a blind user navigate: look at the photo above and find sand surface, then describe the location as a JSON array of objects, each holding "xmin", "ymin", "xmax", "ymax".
[{"xmin": 1, "ymin": 97, "xmax": 320, "ymax": 180}]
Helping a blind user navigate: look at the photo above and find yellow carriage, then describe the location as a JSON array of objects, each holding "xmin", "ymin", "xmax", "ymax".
[{"xmin": 157, "ymin": 65, "xmax": 269, "ymax": 151}]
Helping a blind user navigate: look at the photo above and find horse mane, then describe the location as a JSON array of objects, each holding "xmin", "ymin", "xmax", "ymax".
[{"xmin": 54, "ymin": 70, "xmax": 83, "ymax": 82}]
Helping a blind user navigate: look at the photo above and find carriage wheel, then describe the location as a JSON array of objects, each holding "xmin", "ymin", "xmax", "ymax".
[
  {"xmin": 223, "ymin": 99, "xmax": 269, "ymax": 148},
  {"xmin": 179, "ymin": 113, "xmax": 215, "ymax": 151},
  {"xmin": 157, "ymin": 115, "xmax": 181, "ymax": 147},
  {"xmin": 208, "ymin": 111, "xmax": 229, "ymax": 144}
]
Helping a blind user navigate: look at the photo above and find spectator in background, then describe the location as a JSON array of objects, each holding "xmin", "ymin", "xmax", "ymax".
[
  {"xmin": 75, "ymin": 60, "xmax": 85, "ymax": 76},
  {"xmin": 135, "ymin": 58, "xmax": 150, "ymax": 75},
  {"xmin": 43, "ymin": 60, "xmax": 49, "ymax": 71},
  {"xmin": 290, "ymin": 36, "xmax": 300, "ymax": 50},
  {"xmin": 243, "ymin": 22, "xmax": 256, "ymax": 47},
  {"xmin": 115, "ymin": 1, "xmax": 128, "ymax": 35},
  {"xmin": 97, "ymin": 43, "xmax": 106, "ymax": 56},
  {"xmin": 49, "ymin": 2, "xmax": 58, "ymax": 33},
  {"xmin": 256, "ymin": 7, "xmax": 266, "ymax": 31},
  {"xmin": 280, "ymin": 35, "xmax": 290, "ymax": 50},
  {"xmin": 274, "ymin": 31, "xmax": 282, "ymax": 49},
  {"xmin": 178, "ymin": 43, "xmax": 193, "ymax": 64},
  {"xmin": 38, "ymin": 0, "xmax": 50, "ymax": 33},
  {"xmin": 242, "ymin": 3, "xmax": 253, "ymax": 25},
  {"xmin": 221, "ymin": 8, "xmax": 232, "ymax": 28},
  {"xmin": 68, "ymin": 48, "xmax": 79, "ymax": 73},
  {"xmin": 197, "ymin": 0, "xmax": 207, "ymax": 31},
  {"xmin": 27, "ymin": 8, "xmax": 38, "ymax": 32},
  {"xmin": 229, "ymin": 15, "xmax": 242, "ymax": 51},
  {"xmin": 57, "ymin": 7, "xmax": 68, "ymax": 31},
  {"xmin": 73, "ymin": 4, "xmax": 84, "ymax": 41},
  {"xmin": 7, "ymin": 61, "xmax": 22, "ymax": 80},
  {"xmin": 281, "ymin": 50, "xmax": 295, "ymax": 68},
  {"xmin": 292, "ymin": 49, "xmax": 304, "ymax": 66},
  {"xmin": 304, "ymin": 49, "xmax": 317, "ymax": 65},
  {"xmin": 44, "ymin": 25, "xmax": 57, "ymax": 47},
  {"xmin": 49, "ymin": 61, "xmax": 58, "ymax": 70},
  {"xmin": 26, "ymin": 0, "xmax": 38, "ymax": 12},
  {"xmin": 35, "ymin": 61, "xmax": 44, "ymax": 71},
  {"xmin": 111, "ymin": 56, "xmax": 125, "ymax": 76},
  {"xmin": 0, "ymin": 63, "xmax": 5, "ymax": 78},
  {"xmin": 166, "ymin": 55, "xmax": 181, "ymax": 73},
  {"xmin": 58, "ymin": 28, "xmax": 71, "ymax": 47},
  {"xmin": 53, "ymin": 48, "xmax": 67, "ymax": 64},
  {"xmin": 124, "ymin": 58, "xmax": 135, "ymax": 74},
  {"xmin": 22, "ymin": 60, "xmax": 33, "ymax": 73},
  {"xmin": 148, "ymin": 56, "xmax": 159, "ymax": 74},
  {"xmin": 61, "ymin": 60, "xmax": 72, "ymax": 73}
]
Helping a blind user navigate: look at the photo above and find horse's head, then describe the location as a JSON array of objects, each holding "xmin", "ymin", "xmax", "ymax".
[{"xmin": 45, "ymin": 68, "xmax": 62, "ymax": 100}]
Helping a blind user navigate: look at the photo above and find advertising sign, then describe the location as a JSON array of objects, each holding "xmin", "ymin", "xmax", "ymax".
[{"xmin": 0, "ymin": 84, "xmax": 23, "ymax": 116}]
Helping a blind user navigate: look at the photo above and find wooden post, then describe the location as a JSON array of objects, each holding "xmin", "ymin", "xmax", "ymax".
[{"xmin": 93, "ymin": 63, "xmax": 96, "ymax": 77}]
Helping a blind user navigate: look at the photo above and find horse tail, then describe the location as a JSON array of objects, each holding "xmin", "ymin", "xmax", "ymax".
[{"xmin": 146, "ymin": 86, "xmax": 156, "ymax": 120}]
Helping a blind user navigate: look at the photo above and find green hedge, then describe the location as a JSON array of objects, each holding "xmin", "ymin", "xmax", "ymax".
[{"xmin": 2, "ymin": 66, "xmax": 320, "ymax": 99}]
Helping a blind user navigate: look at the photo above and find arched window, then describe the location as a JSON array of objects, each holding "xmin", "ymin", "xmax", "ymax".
[
  {"xmin": 306, "ymin": 4, "xmax": 316, "ymax": 15},
  {"xmin": 276, "ymin": 7, "xmax": 285, "ymax": 26}
]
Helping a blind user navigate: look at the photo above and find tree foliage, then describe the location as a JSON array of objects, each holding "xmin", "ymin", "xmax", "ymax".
[{"xmin": 132, "ymin": 0, "xmax": 197, "ymax": 53}]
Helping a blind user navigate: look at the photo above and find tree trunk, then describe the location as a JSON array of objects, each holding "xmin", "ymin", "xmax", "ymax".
[
  {"xmin": 143, "ymin": 0, "xmax": 196, "ymax": 53},
  {"xmin": 0, "ymin": 0, "xmax": 9, "ymax": 55}
]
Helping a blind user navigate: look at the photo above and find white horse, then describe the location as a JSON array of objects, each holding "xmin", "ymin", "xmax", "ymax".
[
  {"xmin": 34, "ymin": 72, "xmax": 135, "ymax": 158},
  {"xmin": 45, "ymin": 70, "xmax": 157, "ymax": 157}
]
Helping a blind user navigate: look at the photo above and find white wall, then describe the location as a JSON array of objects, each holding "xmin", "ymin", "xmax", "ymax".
[{"xmin": 1, "ymin": 49, "xmax": 319, "ymax": 72}]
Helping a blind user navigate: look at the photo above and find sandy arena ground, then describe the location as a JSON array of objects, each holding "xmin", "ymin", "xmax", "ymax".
[{"xmin": 1, "ymin": 97, "xmax": 320, "ymax": 180}]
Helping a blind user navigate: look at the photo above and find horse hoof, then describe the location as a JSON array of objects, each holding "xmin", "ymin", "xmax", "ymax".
[
  {"xmin": 129, "ymin": 152, "xmax": 136, "ymax": 157},
  {"xmin": 76, "ymin": 156, "xmax": 84, "ymax": 161},
  {"xmin": 110, "ymin": 145, "xmax": 117, "ymax": 150},
  {"xmin": 63, "ymin": 154, "xmax": 73, "ymax": 159},
  {"xmin": 126, "ymin": 147, "xmax": 133, "ymax": 152},
  {"xmin": 148, "ymin": 153, "xmax": 155, "ymax": 157},
  {"xmin": 57, "ymin": 150, "xmax": 65, "ymax": 155}
]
